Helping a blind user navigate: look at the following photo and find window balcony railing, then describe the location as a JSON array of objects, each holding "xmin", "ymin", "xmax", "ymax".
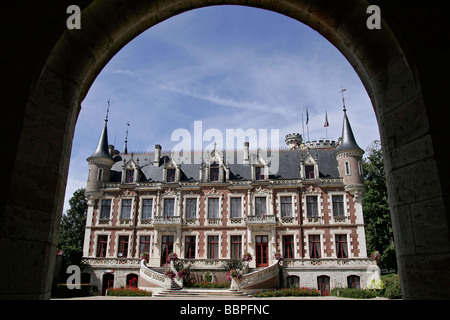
[
  {"xmin": 247, "ymin": 215, "xmax": 276, "ymax": 225},
  {"xmin": 153, "ymin": 215, "xmax": 182, "ymax": 225},
  {"xmin": 184, "ymin": 217, "xmax": 199, "ymax": 226},
  {"xmin": 207, "ymin": 218, "xmax": 221, "ymax": 226},
  {"xmin": 305, "ymin": 216, "xmax": 322, "ymax": 224}
]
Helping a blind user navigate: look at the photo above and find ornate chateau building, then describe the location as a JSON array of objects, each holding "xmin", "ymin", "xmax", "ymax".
[{"xmin": 81, "ymin": 108, "xmax": 380, "ymax": 296}]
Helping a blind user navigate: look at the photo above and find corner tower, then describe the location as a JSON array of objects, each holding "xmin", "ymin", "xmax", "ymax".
[
  {"xmin": 334, "ymin": 107, "xmax": 365, "ymax": 194},
  {"xmin": 86, "ymin": 115, "xmax": 114, "ymax": 194}
]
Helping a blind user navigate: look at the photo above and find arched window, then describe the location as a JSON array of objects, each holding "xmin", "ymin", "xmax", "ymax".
[
  {"xmin": 126, "ymin": 273, "xmax": 139, "ymax": 287},
  {"xmin": 347, "ymin": 275, "xmax": 360, "ymax": 289},
  {"xmin": 286, "ymin": 275, "xmax": 299, "ymax": 288}
]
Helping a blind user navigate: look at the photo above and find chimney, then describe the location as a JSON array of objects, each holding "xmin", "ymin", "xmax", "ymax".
[
  {"xmin": 244, "ymin": 142, "xmax": 249, "ymax": 164},
  {"xmin": 154, "ymin": 144, "xmax": 161, "ymax": 166}
]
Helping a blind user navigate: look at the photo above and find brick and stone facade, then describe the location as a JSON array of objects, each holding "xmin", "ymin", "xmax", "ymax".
[{"xmin": 81, "ymin": 109, "xmax": 379, "ymax": 295}]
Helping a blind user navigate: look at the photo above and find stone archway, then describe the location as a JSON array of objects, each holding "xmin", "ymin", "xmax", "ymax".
[{"xmin": 1, "ymin": 0, "xmax": 449, "ymax": 299}]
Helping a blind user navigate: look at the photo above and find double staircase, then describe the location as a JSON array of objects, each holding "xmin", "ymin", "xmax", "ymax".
[{"xmin": 139, "ymin": 259, "xmax": 279, "ymax": 298}]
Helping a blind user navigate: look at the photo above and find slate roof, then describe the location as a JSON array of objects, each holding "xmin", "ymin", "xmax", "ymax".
[
  {"xmin": 109, "ymin": 148, "xmax": 339, "ymax": 183},
  {"xmin": 334, "ymin": 110, "xmax": 362, "ymax": 153},
  {"xmin": 87, "ymin": 122, "xmax": 113, "ymax": 161}
]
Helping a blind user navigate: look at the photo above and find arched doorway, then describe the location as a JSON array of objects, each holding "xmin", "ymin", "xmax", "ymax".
[
  {"xmin": 317, "ymin": 275, "xmax": 331, "ymax": 296},
  {"xmin": 2, "ymin": 0, "xmax": 450, "ymax": 300}
]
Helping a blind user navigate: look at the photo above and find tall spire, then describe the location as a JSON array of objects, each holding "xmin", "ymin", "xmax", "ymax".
[
  {"xmin": 87, "ymin": 100, "xmax": 113, "ymax": 161},
  {"xmin": 335, "ymin": 90, "xmax": 363, "ymax": 154}
]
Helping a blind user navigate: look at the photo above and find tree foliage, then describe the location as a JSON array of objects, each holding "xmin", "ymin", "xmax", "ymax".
[
  {"xmin": 57, "ymin": 188, "xmax": 88, "ymax": 266},
  {"xmin": 362, "ymin": 141, "xmax": 397, "ymax": 271}
]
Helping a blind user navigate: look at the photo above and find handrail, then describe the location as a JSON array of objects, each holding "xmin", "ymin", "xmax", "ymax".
[
  {"xmin": 139, "ymin": 259, "xmax": 171, "ymax": 288},
  {"xmin": 240, "ymin": 261, "xmax": 279, "ymax": 288}
]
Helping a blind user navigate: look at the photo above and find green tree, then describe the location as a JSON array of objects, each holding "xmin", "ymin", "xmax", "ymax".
[
  {"xmin": 362, "ymin": 141, "xmax": 397, "ymax": 271},
  {"xmin": 57, "ymin": 188, "xmax": 88, "ymax": 267}
]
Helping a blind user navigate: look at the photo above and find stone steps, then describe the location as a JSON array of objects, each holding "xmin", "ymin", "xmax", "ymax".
[{"xmin": 153, "ymin": 289, "xmax": 252, "ymax": 298}]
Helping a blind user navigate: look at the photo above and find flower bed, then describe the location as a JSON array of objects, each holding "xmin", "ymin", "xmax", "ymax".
[
  {"xmin": 190, "ymin": 281, "xmax": 230, "ymax": 289},
  {"xmin": 107, "ymin": 287, "xmax": 152, "ymax": 296},
  {"xmin": 253, "ymin": 287, "xmax": 320, "ymax": 297}
]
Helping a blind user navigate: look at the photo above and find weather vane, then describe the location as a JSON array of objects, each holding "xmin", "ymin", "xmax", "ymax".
[
  {"xmin": 105, "ymin": 99, "xmax": 110, "ymax": 122},
  {"xmin": 340, "ymin": 88, "xmax": 347, "ymax": 112}
]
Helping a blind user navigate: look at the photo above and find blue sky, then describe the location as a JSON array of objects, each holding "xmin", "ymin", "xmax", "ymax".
[{"xmin": 63, "ymin": 5, "xmax": 380, "ymax": 213}]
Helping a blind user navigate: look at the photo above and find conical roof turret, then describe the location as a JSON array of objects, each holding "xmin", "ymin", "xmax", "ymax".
[
  {"xmin": 335, "ymin": 108, "xmax": 363, "ymax": 155},
  {"xmin": 87, "ymin": 120, "xmax": 113, "ymax": 161},
  {"xmin": 87, "ymin": 101, "xmax": 114, "ymax": 162}
]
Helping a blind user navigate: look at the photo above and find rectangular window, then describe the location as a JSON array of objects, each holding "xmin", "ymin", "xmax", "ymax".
[
  {"xmin": 230, "ymin": 197, "xmax": 242, "ymax": 218},
  {"xmin": 121, "ymin": 199, "xmax": 132, "ymax": 220},
  {"xmin": 139, "ymin": 235, "xmax": 151, "ymax": 256},
  {"xmin": 305, "ymin": 165, "xmax": 315, "ymax": 179},
  {"xmin": 345, "ymin": 162, "xmax": 350, "ymax": 175},
  {"xmin": 118, "ymin": 235, "xmax": 129, "ymax": 257},
  {"xmin": 97, "ymin": 168, "xmax": 103, "ymax": 181},
  {"xmin": 207, "ymin": 235, "xmax": 219, "ymax": 259},
  {"xmin": 96, "ymin": 235, "xmax": 108, "ymax": 257},
  {"xmin": 167, "ymin": 168, "xmax": 176, "ymax": 182},
  {"xmin": 141, "ymin": 199, "xmax": 153, "ymax": 220},
  {"xmin": 230, "ymin": 236, "xmax": 242, "ymax": 259},
  {"xmin": 185, "ymin": 236, "xmax": 196, "ymax": 259},
  {"xmin": 306, "ymin": 196, "xmax": 318, "ymax": 217},
  {"xmin": 210, "ymin": 167, "xmax": 219, "ymax": 181},
  {"xmin": 208, "ymin": 198, "xmax": 219, "ymax": 218},
  {"xmin": 336, "ymin": 235, "xmax": 348, "ymax": 258},
  {"xmin": 185, "ymin": 198, "xmax": 197, "ymax": 218},
  {"xmin": 163, "ymin": 198, "xmax": 175, "ymax": 217},
  {"xmin": 282, "ymin": 235, "xmax": 295, "ymax": 259},
  {"xmin": 255, "ymin": 197, "xmax": 267, "ymax": 216},
  {"xmin": 280, "ymin": 196, "xmax": 292, "ymax": 217},
  {"xmin": 100, "ymin": 199, "xmax": 111, "ymax": 220},
  {"xmin": 255, "ymin": 166, "xmax": 264, "ymax": 180},
  {"xmin": 309, "ymin": 235, "xmax": 321, "ymax": 258},
  {"xmin": 332, "ymin": 195, "xmax": 345, "ymax": 217},
  {"xmin": 125, "ymin": 170, "xmax": 134, "ymax": 183}
]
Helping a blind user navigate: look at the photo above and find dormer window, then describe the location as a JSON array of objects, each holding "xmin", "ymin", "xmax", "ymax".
[
  {"xmin": 210, "ymin": 167, "xmax": 219, "ymax": 181},
  {"xmin": 305, "ymin": 165, "xmax": 315, "ymax": 179},
  {"xmin": 255, "ymin": 166, "xmax": 265, "ymax": 180},
  {"xmin": 125, "ymin": 170, "xmax": 134, "ymax": 183},
  {"xmin": 167, "ymin": 168, "xmax": 176, "ymax": 182},
  {"xmin": 300, "ymin": 153, "xmax": 319, "ymax": 180}
]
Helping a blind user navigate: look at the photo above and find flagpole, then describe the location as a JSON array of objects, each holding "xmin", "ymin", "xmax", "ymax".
[
  {"xmin": 306, "ymin": 107, "xmax": 310, "ymax": 142},
  {"xmin": 301, "ymin": 103, "xmax": 305, "ymax": 142}
]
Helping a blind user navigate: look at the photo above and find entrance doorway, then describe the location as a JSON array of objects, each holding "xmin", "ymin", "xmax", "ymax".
[
  {"xmin": 255, "ymin": 235, "xmax": 268, "ymax": 267},
  {"xmin": 102, "ymin": 273, "xmax": 114, "ymax": 295},
  {"xmin": 161, "ymin": 235, "xmax": 174, "ymax": 266},
  {"xmin": 317, "ymin": 275, "xmax": 330, "ymax": 296}
]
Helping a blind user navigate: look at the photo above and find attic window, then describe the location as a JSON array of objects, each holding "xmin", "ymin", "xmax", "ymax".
[
  {"xmin": 167, "ymin": 168, "xmax": 176, "ymax": 182},
  {"xmin": 305, "ymin": 165, "xmax": 315, "ymax": 179},
  {"xmin": 255, "ymin": 166, "xmax": 264, "ymax": 180},
  {"xmin": 210, "ymin": 167, "xmax": 219, "ymax": 181},
  {"xmin": 125, "ymin": 170, "xmax": 134, "ymax": 183}
]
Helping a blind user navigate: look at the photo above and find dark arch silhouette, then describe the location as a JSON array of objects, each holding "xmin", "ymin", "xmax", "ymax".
[{"xmin": 1, "ymin": 0, "xmax": 449, "ymax": 299}]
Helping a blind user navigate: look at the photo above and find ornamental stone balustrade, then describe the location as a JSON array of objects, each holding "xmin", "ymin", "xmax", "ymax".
[
  {"xmin": 247, "ymin": 215, "xmax": 276, "ymax": 225},
  {"xmin": 153, "ymin": 216, "xmax": 182, "ymax": 226}
]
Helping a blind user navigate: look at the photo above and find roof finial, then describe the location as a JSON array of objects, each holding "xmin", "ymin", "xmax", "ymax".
[
  {"xmin": 123, "ymin": 122, "xmax": 130, "ymax": 155},
  {"xmin": 340, "ymin": 87, "xmax": 347, "ymax": 112},
  {"xmin": 105, "ymin": 99, "xmax": 110, "ymax": 122}
]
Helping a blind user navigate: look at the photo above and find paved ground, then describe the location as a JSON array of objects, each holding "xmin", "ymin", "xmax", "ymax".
[{"xmin": 53, "ymin": 295, "xmax": 389, "ymax": 300}]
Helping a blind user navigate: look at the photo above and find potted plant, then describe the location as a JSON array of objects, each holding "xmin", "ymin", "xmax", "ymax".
[
  {"xmin": 274, "ymin": 251, "xmax": 283, "ymax": 260},
  {"xmin": 168, "ymin": 252, "xmax": 178, "ymax": 262},
  {"xmin": 242, "ymin": 252, "xmax": 252, "ymax": 262},
  {"xmin": 164, "ymin": 269, "xmax": 176, "ymax": 280},
  {"xmin": 227, "ymin": 269, "xmax": 243, "ymax": 291}
]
